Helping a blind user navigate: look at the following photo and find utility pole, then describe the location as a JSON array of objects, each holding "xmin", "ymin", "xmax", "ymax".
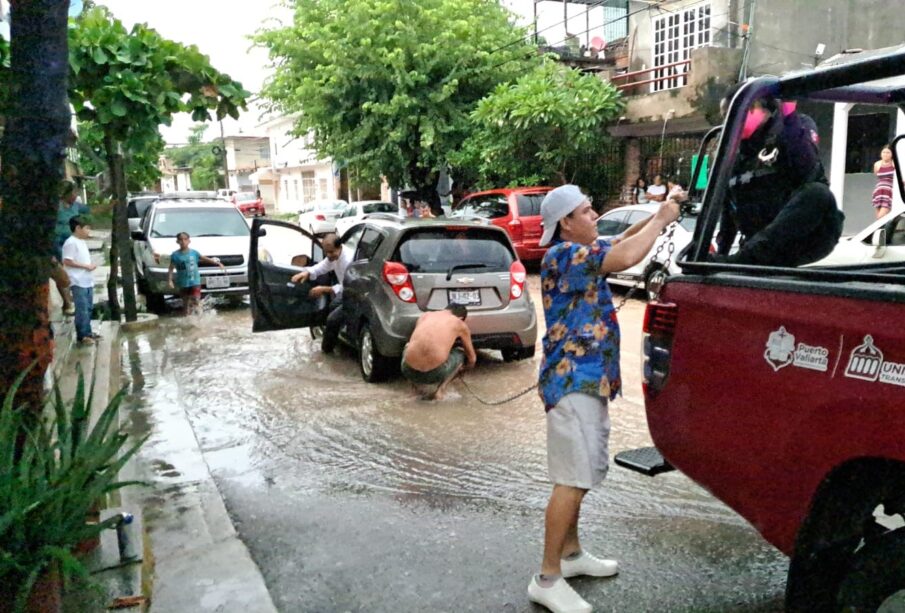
[{"xmin": 219, "ymin": 120, "xmax": 229, "ymax": 190}]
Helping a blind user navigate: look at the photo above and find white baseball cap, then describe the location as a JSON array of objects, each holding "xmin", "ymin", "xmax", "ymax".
[{"xmin": 539, "ymin": 184, "xmax": 588, "ymax": 247}]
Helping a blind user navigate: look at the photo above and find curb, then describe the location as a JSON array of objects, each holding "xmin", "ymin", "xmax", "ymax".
[{"xmin": 120, "ymin": 313, "xmax": 159, "ymax": 333}]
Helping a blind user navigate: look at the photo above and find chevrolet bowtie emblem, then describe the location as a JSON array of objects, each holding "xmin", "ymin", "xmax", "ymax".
[{"xmin": 457, "ymin": 277, "xmax": 474, "ymax": 284}]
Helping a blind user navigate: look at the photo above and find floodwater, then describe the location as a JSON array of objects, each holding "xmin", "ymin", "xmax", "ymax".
[{"xmin": 122, "ymin": 279, "xmax": 789, "ymax": 612}]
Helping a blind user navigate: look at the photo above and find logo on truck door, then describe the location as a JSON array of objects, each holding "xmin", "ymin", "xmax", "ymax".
[
  {"xmin": 845, "ymin": 335, "xmax": 884, "ymax": 381},
  {"xmin": 764, "ymin": 326, "xmax": 830, "ymax": 372}
]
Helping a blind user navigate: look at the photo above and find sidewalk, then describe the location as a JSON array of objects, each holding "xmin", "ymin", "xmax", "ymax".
[{"xmin": 49, "ymin": 230, "xmax": 276, "ymax": 612}]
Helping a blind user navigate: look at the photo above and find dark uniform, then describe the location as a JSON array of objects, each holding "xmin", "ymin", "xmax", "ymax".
[{"xmin": 714, "ymin": 109, "xmax": 844, "ymax": 266}]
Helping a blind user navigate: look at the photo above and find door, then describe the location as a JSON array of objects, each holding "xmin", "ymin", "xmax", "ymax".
[
  {"xmin": 249, "ymin": 218, "xmax": 330, "ymax": 332},
  {"xmin": 342, "ymin": 225, "xmax": 383, "ymax": 338}
]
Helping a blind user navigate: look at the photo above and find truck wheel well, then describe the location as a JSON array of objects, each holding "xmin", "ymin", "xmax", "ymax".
[{"xmin": 786, "ymin": 457, "xmax": 905, "ymax": 612}]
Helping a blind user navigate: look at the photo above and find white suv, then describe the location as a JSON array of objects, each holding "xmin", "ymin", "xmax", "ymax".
[{"xmin": 131, "ymin": 197, "xmax": 251, "ymax": 311}]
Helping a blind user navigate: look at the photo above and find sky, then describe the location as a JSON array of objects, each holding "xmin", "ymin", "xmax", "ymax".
[{"xmin": 96, "ymin": 0, "xmax": 615, "ymax": 144}]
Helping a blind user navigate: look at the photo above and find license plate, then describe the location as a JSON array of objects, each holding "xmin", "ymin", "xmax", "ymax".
[
  {"xmin": 206, "ymin": 275, "xmax": 230, "ymax": 289},
  {"xmin": 448, "ymin": 289, "xmax": 481, "ymax": 306}
]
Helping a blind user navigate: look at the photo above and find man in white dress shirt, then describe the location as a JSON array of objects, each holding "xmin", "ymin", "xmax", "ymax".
[{"xmin": 290, "ymin": 233, "xmax": 353, "ymax": 353}]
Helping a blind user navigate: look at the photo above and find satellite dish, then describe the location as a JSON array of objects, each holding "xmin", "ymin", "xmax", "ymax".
[{"xmin": 590, "ymin": 36, "xmax": 606, "ymax": 51}]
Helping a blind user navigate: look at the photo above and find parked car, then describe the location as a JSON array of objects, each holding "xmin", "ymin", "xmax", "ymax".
[
  {"xmin": 808, "ymin": 206, "xmax": 905, "ymax": 267},
  {"xmin": 234, "ymin": 192, "xmax": 266, "ymax": 217},
  {"xmin": 131, "ymin": 196, "xmax": 251, "ymax": 312},
  {"xmin": 334, "ymin": 200, "xmax": 398, "ymax": 236},
  {"xmin": 450, "ymin": 187, "xmax": 552, "ymax": 262},
  {"xmin": 249, "ymin": 216, "xmax": 538, "ymax": 382},
  {"xmin": 217, "ymin": 188, "xmax": 238, "ymax": 200},
  {"xmin": 297, "ymin": 199, "xmax": 348, "ymax": 235},
  {"xmin": 127, "ymin": 195, "xmax": 160, "ymax": 233}
]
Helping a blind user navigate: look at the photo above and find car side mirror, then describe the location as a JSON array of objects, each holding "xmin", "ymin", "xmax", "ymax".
[
  {"xmin": 871, "ymin": 228, "xmax": 887, "ymax": 258},
  {"xmin": 130, "ymin": 230, "xmax": 146, "ymax": 241},
  {"xmin": 256, "ymin": 227, "xmax": 267, "ymax": 237}
]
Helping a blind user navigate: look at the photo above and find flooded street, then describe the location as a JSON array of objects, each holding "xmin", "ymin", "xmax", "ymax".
[{"xmin": 121, "ymin": 278, "xmax": 788, "ymax": 612}]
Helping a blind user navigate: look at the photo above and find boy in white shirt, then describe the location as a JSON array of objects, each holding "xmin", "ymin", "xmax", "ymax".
[{"xmin": 62, "ymin": 216, "xmax": 98, "ymax": 346}]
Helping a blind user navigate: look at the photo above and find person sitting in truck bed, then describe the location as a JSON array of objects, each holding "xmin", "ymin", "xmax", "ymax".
[{"xmin": 710, "ymin": 86, "xmax": 844, "ymax": 267}]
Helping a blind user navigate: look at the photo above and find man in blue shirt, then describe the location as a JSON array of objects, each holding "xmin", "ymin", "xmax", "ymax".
[{"xmin": 528, "ymin": 185, "xmax": 679, "ymax": 613}]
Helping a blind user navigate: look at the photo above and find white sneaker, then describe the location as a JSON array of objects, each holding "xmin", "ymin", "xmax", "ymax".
[
  {"xmin": 527, "ymin": 575, "xmax": 592, "ymax": 613},
  {"xmin": 561, "ymin": 551, "xmax": 619, "ymax": 579}
]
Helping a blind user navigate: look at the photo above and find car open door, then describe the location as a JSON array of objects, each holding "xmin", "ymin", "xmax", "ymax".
[{"xmin": 249, "ymin": 218, "xmax": 330, "ymax": 332}]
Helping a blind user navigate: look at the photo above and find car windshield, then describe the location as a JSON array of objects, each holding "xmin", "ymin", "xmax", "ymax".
[
  {"xmin": 316, "ymin": 200, "xmax": 346, "ymax": 211},
  {"xmin": 451, "ymin": 195, "xmax": 508, "ymax": 219},
  {"xmin": 395, "ymin": 228, "xmax": 514, "ymax": 273},
  {"xmin": 362, "ymin": 201, "xmax": 396, "ymax": 214},
  {"xmin": 150, "ymin": 207, "xmax": 250, "ymax": 238},
  {"xmin": 235, "ymin": 193, "xmax": 258, "ymax": 202}
]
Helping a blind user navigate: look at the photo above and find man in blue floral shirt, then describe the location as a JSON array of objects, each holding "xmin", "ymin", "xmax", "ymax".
[{"xmin": 528, "ymin": 185, "xmax": 679, "ymax": 613}]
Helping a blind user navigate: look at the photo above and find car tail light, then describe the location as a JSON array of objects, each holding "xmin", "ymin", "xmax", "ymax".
[
  {"xmin": 642, "ymin": 302, "xmax": 678, "ymax": 398},
  {"xmin": 509, "ymin": 260, "xmax": 526, "ymax": 300},
  {"xmin": 315, "ymin": 214, "xmax": 326, "ymax": 221},
  {"xmin": 507, "ymin": 218, "xmax": 523, "ymax": 242},
  {"xmin": 383, "ymin": 262, "xmax": 416, "ymax": 303}
]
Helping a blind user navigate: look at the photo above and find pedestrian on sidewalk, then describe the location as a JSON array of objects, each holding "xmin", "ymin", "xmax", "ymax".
[
  {"xmin": 167, "ymin": 232, "xmax": 225, "ymax": 316},
  {"xmin": 62, "ymin": 216, "xmax": 99, "ymax": 346},
  {"xmin": 528, "ymin": 184, "xmax": 679, "ymax": 613},
  {"xmin": 54, "ymin": 179, "xmax": 89, "ymax": 259},
  {"xmin": 400, "ymin": 303, "xmax": 476, "ymax": 400}
]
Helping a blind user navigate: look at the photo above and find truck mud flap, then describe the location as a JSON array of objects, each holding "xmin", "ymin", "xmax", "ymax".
[{"xmin": 614, "ymin": 447, "xmax": 675, "ymax": 476}]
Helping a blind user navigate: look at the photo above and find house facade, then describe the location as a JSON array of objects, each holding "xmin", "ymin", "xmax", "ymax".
[
  {"xmin": 599, "ymin": 0, "xmax": 905, "ymax": 229},
  {"xmin": 222, "ymin": 134, "xmax": 271, "ymax": 200},
  {"xmin": 258, "ymin": 114, "xmax": 338, "ymax": 214}
]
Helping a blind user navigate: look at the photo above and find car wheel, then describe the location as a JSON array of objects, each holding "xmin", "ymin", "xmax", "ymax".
[
  {"xmin": 145, "ymin": 291, "xmax": 166, "ymax": 314},
  {"xmin": 501, "ymin": 346, "xmax": 536, "ymax": 362},
  {"xmin": 358, "ymin": 324, "xmax": 394, "ymax": 383}
]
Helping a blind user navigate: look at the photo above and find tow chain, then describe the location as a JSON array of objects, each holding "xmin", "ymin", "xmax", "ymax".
[{"xmin": 461, "ymin": 213, "xmax": 686, "ymax": 406}]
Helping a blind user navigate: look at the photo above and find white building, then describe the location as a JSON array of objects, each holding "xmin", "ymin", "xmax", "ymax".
[
  {"xmin": 157, "ymin": 155, "xmax": 192, "ymax": 193},
  {"xmin": 257, "ymin": 114, "xmax": 338, "ymax": 213},
  {"xmin": 223, "ymin": 134, "xmax": 272, "ymax": 201}
]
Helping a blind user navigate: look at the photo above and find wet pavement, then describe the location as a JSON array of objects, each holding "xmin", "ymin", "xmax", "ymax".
[{"xmin": 122, "ymin": 279, "xmax": 788, "ymax": 612}]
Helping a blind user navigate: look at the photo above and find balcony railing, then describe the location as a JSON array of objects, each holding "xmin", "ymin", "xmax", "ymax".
[{"xmin": 611, "ymin": 59, "xmax": 691, "ymax": 93}]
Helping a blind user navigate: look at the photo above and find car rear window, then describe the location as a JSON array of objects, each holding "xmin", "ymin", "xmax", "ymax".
[
  {"xmin": 128, "ymin": 197, "xmax": 156, "ymax": 219},
  {"xmin": 362, "ymin": 201, "xmax": 396, "ymax": 214},
  {"xmin": 452, "ymin": 195, "xmax": 509, "ymax": 219},
  {"xmin": 236, "ymin": 193, "xmax": 258, "ymax": 202},
  {"xmin": 516, "ymin": 193, "xmax": 545, "ymax": 217},
  {"xmin": 150, "ymin": 207, "xmax": 250, "ymax": 238},
  {"xmin": 395, "ymin": 228, "xmax": 514, "ymax": 274},
  {"xmin": 316, "ymin": 200, "xmax": 346, "ymax": 211}
]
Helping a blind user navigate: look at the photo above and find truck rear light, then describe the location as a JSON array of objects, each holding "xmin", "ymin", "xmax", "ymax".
[
  {"xmin": 383, "ymin": 262, "xmax": 417, "ymax": 303},
  {"xmin": 507, "ymin": 218, "xmax": 523, "ymax": 242},
  {"xmin": 509, "ymin": 260, "xmax": 526, "ymax": 300},
  {"xmin": 642, "ymin": 302, "xmax": 678, "ymax": 397},
  {"xmin": 315, "ymin": 214, "xmax": 326, "ymax": 221}
]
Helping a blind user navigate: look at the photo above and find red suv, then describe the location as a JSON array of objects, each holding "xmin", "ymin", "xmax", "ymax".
[{"xmin": 451, "ymin": 187, "xmax": 552, "ymax": 262}]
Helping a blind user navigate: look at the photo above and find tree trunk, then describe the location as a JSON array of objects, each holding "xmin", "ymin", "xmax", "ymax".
[
  {"xmin": 103, "ymin": 135, "xmax": 137, "ymax": 321},
  {"xmin": 0, "ymin": 0, "xmax": 71, "ymax": 417}
]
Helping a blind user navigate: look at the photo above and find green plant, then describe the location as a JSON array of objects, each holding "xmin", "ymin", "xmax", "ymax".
[{"xmin": 0, "ymin": 366, "xmax": 147, "ymax": 611}]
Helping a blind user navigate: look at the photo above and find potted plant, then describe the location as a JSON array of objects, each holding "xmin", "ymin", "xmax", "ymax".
[{"xmin": 0, "ymin": 367, "xmax": 146, "ymax": 612}]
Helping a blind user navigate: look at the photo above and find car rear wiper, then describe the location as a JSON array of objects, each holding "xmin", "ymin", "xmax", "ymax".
[{"xmin": 446, "ymin": 263, "xmax": 489, "ymax": 280}]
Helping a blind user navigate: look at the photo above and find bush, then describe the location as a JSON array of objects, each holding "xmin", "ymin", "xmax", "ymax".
[{"xmin": 0, "ymin": 366, "xmax": 146, "ymax": 611}]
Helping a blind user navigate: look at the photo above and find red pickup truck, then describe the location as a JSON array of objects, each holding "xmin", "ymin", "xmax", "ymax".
[{"xmin": 617, "ymin": 50, "xmax": 905, "ymax": 611}]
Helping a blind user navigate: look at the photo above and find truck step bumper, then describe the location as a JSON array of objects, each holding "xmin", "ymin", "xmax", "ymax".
[{"xmin": 614, "ymin": 446, "xmax": 675, "ymax": 476}]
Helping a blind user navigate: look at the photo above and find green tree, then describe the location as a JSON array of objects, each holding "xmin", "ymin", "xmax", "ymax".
[
  {"xmin": 0, "ymin": 0, "xmax": 71, "ymax": 416},
  {"xmin": 165, "ymin": 123, "xmax": 225, "ymax": 191},
  {"xmin": 455, "ymin": 60, "xmax": 624, "ymax": 189},
  {"xmin": 256, "ymin": 0, "xmax": 539, "ymax": 210},
  {"xmin": 77, "ymin": 120, "xmax": 165, "ymax": 194},
  {"xmin": 68, "ymin": 6, "xmax": 249, "ymax": 321}
]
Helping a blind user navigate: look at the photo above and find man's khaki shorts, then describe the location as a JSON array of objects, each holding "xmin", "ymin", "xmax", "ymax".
[
  {"xmin": 401, "ymin": 347, "xmax": 465, "ymax": 385},
  {"xmin": 546, "ymin": 393, "xmax": 610, "ymax": 489}
]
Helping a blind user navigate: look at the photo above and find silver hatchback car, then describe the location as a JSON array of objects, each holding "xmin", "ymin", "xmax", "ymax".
[{"xmin": 249, "ymin": 215, "xmax": 537, "ymax": 382}]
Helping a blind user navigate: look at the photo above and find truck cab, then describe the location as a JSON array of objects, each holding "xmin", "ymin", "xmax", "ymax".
[{"xmin": 617, "ymin": 48, "xmax": 905, "ymax": 611}]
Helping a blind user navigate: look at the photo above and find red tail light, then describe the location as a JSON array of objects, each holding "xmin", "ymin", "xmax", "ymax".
[
  {"xmin": 507, "ymin": 218, "xmax": 523, "ymax": 242},
  {"xmin": 383, "ymin": 262, "xmax": 416, "ymax": 303},
  {"xmin": 642, "ymin": 302, "xmax": 678, "ymax": 397},
  {"xmin": 509, "ymin": 260, "xmax": 526, "ymax": 300},
  {"xmin": 315, "ymin": 214, "xmax": 326, "ymax": 221}
]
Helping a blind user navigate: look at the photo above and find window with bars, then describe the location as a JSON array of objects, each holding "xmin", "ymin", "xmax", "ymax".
[
  {"xmin": 318, "ymin": 178, "xmax": 329, "ymax": 200},
  {"xmin": 301, "ymin": 171, "xmax": 317, "ymax": 203},
  {"xmin": 652, "ymin": 4, "xmax": 711, "ymax": 92}
]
